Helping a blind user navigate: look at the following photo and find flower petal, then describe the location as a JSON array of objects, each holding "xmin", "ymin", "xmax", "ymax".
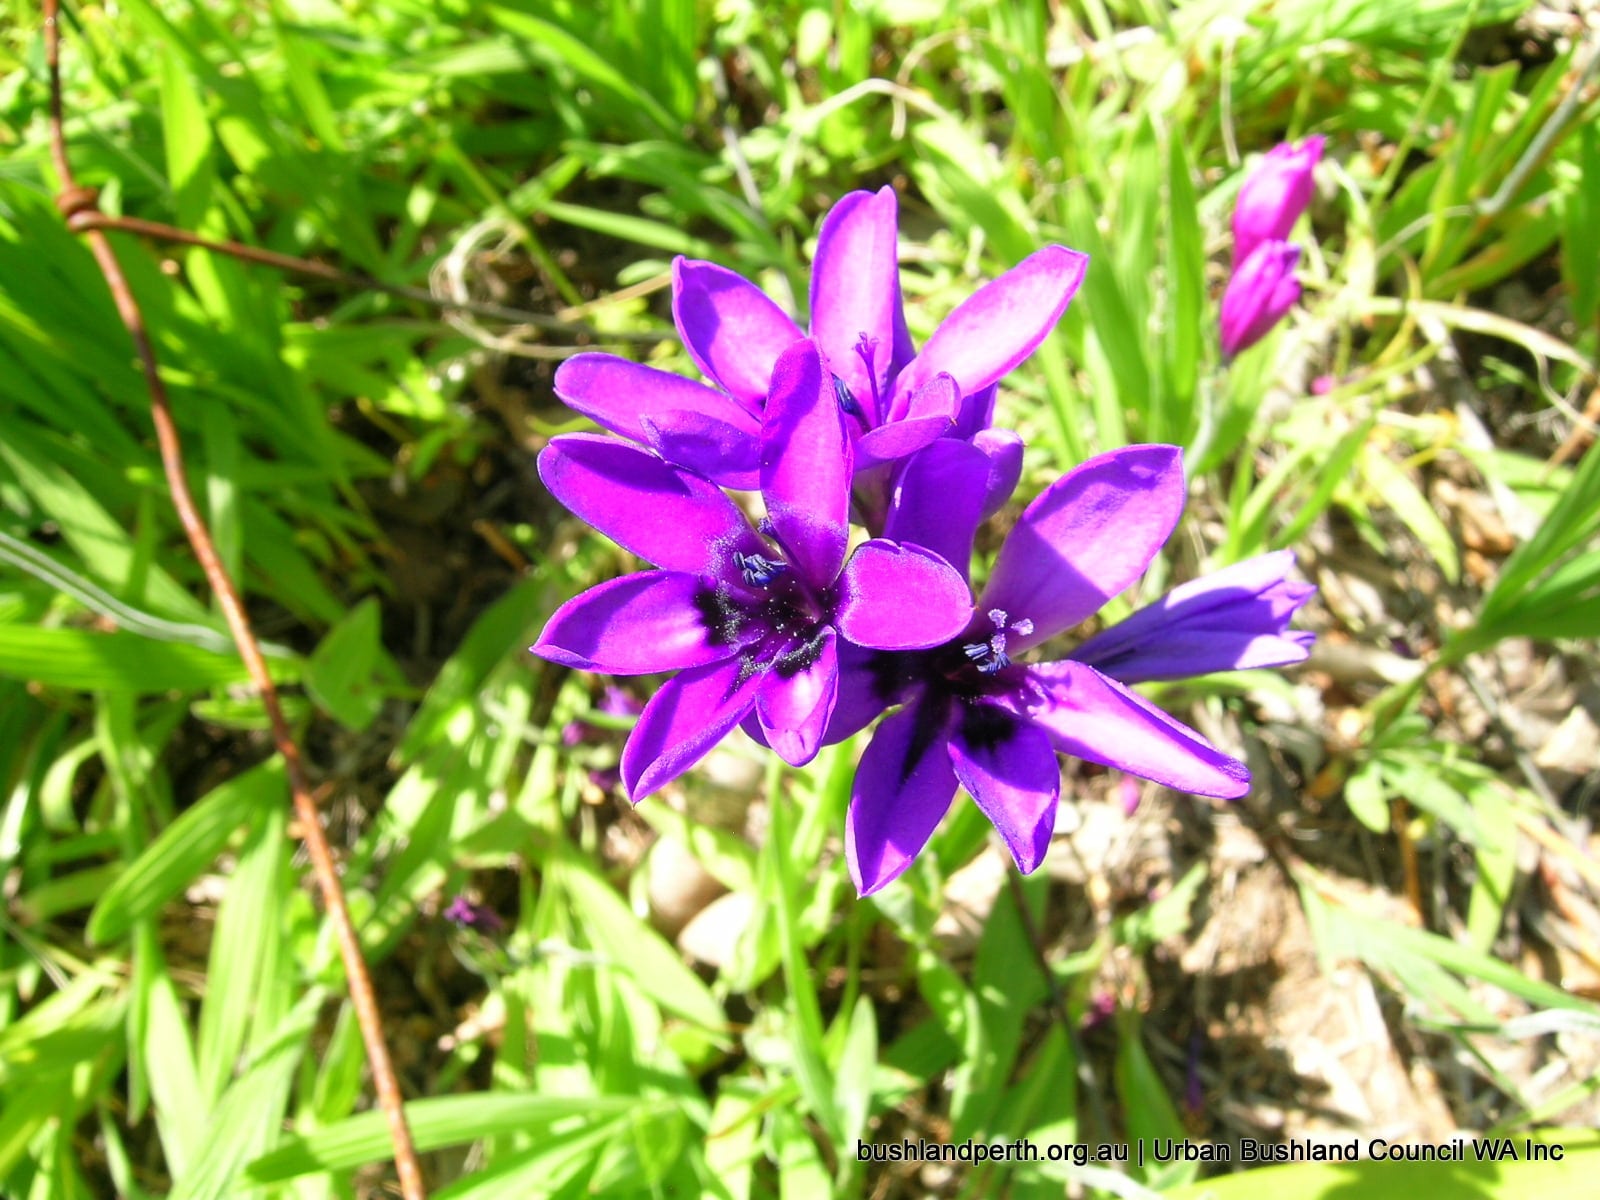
[
  {"xmin": 890, "ymin": 244, "xmax": 1089, "ymax": 404},
  {"xmin": 853, "ymin": 415, "xmax": 952, "ymax": 470},
  {"xmin": 539, "ymin": 434, "xmax": 763, "ymax": 573},
  {"xmin": 672, "ymin": 258, "xmax": 801, "ymax": 409},
  {"xmin": 1070, "ymin": 550, "xmax": 1315, "ymax": 682},
  {"xmin": 981, "ymin": 444, "xmax": 1186, "ymax": 651},
  {"xmin": 998, "ymin": 661, "xmax": 1250, "ymax": 798},
  {"xmin": 553, "ymin": 352, "xmax": 758, "ymax": 441},
  {"xmin": 1220, "ymin": 241, "xmax": 1301, "ymax": 359},
  {"xmin": 639, "ymin": 410, "xmax": 761, "ymax": 490},
  {"xmin": 1233, "ymin": 136, "xmax": 1324, "ymax": 265},
  {"xmin": 835, "ymin": 539, "xmax": 974, "ymax": 649},
  {"xmin": 761, "ymin": 339, "xmax": 852, "ymax": 584},
  {"xmin": 847, "ymin": 697, "xmax": 959, "ymax": 895},
  {"xmin": 755, "ymin": 627, "xmax": 839, "ymax": 767},
  {"xmin": 621, "ymin": 657, "xmax": 768, "ymax": 801},
  {"xmin": 948, "ymin": 707, "xmax": 1059, "ymax": 874},
  {"xmin": 973, "ymin": 429, "xmax": 1024, "ymax": 518},
  {"xmin": 531, "ymin": 571, "xmax": 740, "ymax": 674},
  {"xmin": 884, "ymin": 439, "xmax": 992, "ymax": 582},
  {"xmin": 810, "ymin": 188, "xmax": 902, "ymax": 426},
  {"xmin": 950, "ymin": 383, "xmax": 997, "ymax": 442}
]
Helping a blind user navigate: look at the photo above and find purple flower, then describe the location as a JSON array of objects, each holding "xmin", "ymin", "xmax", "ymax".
[
  {"xmin": 843, "ymin": 444, "xmax": 1312, "ymax": 896},
  {"xmin": 553, "ymin": 188, "xmax": 1088, "ymax": 492},
  {"xmin": 532, "ymin": 339, "xmax": 973, "ymax": 799},
  {"xmin": 444, "ymin": 894, "xmax": 504, "ymax": 933},
  {"xmin": 1070, "ymin": 549, "xmax": 1314, "ymax": 682},
  {"xmin": 1219, "ymin": 241, "xmax": 1301, "ymax": 359},
  {"xmin": 1232, "ymin": 136, "xmax": 1324, "ymax": 265}
]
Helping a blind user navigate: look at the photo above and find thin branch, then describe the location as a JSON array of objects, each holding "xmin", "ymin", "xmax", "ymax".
[
  {"xmin": 64, "ymin": 209, "xmax": 661, "ymax": 343},
  {"xmin": 43, "ymin": 4, "xmax": 426, "ymax": 1196}
]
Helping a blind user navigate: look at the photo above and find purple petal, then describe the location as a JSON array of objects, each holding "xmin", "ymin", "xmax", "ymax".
[
  {"xmin": 672, "ymin": 258, "xmax": 802, "ymax": 408},
  {"xmin": 1233, "ymin": 136, "xmax": 1324, "ymax": 265},
  {"xmin": 639, "ymin": 410, "xmax": 761, "ymax": 490},
  {"xmin": 854, "ymin": 372, "xmax": 960, "ymax": 469},
  {"xmin": 973, "ymin": 429, "xmax": 1024, "ymax": 518},
  {"xmin": 998, "ymin": 661, "xmax": 1251, "ymax": 798},
  {"xmin": 1071, "ymin": 550, "xmax": 1315, "ymax": 682},
  {"xmin": 553, "ymin": 352, "xmax": 760, "ymax": 436},
  {"xmin": 847, "ymin": 697, "xmax": 959, "ymax": 895},
  {"xmin": 981, "ymin": 444, "xmax": 1186, "ymax": 652},
  {"xmin": 884, "ymin": 439, "xmax": 992, "ymax": 582},
  {"xmin": 890, "ymin": 244, "xmax": 1089, "ymax": 405},
  {"xmin": 761, "ymin": 339, "xmax": 852, "ymax": 584},
  {"xmin": 835, "ymin": 539, "xmax": 975, "ymax": 649},
  {"xmin": 948, "ymin": 709, "xmax": 1059, "ymax": 874},
  {"xmin": 810, "ymin": 188, "xmax": 902, "ymax": 426},
  {"xmin": 538, "ymin": 434, "xmax": 764, "ymax": 573},
  {"xmin": 854, "ymin": 416, "xmax": 953, "ymax": 470},
  {"xmin": 1220, "ymin": 241, "xmax": 1301, "ymax": 359},
  {"xmin": 532, "ymin": 571, "xmax": 740, "ymax": 674},
  {"xmin": 621, "ymin": 657, "xmax": 768, "ymax": 801},
  {"xmin": 755, "ymin": 627, "xmax": 839, "ymax": 767},
  {"xmin": 950, "ymin": 384, "xmax": 997, "ymax": 442}
]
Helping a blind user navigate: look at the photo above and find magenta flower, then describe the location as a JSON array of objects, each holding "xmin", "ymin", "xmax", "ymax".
[
  {"xmin": 842, "ymin": 444, "xmax": 1312, "ymax": 896},
  {"xmin": 1233, "ymin": 135, "xmax": 1324, "ymax": 265},
  {"xmin": 1219, "ymin": 241, "xmax": 1301, "ymax": 359},
  {"xmin": 532, "ymin": 339, "xmax": 973, "ymax": 798},
  {"xmin": 553, "ymin": 188, "xmax": 1088, "ymax": 491}
]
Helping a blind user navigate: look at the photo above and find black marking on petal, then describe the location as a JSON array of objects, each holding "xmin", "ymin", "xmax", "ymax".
[
  {"xmin": 960, "ymin": 700, "xmax": 1019, "ymax": 754},
  {"xmin": 694, "ymin": 584, "xmax": 748, "ymax": 647},
  {"xmin": 774, "ymin": 627, "xmax": 829, "ymax": 678},
  {"xmin": 898, "ymin": 689, "xmax": 952, "ymax": 789}
]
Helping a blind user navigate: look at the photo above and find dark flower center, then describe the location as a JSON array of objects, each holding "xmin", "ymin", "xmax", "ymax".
[
  {"xmin": 959, "ymin": 609, "xmax": 1033, "ymax": 676},
  {"xmin": 697, "ymin": 546, "xmax": 831, "ymax": 682}
]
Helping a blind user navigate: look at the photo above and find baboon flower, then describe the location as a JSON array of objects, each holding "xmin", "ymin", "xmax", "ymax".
[
  {"xmin": 532, "ymin": 340, "xmax": 972, "ymax": 799},
  {"xmin": 1233, "ymin": 135, "xmax": 1324, "ymax": 265},
  {"xmin": 553, "ymin": 189, "xmax": 1087, "ymax": 490},
  {"xmin": 842, "ymin": 444, "xmax": 1312, "ymax": 895},
  {"xmin": 1219, "ymin": 241, "xmax": 1301, "ymax": 359}
]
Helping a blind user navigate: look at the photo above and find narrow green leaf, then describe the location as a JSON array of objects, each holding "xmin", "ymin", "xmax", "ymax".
[{"xmin": 88, "ymin": 758, "xmax": 283, "ymax": 944}]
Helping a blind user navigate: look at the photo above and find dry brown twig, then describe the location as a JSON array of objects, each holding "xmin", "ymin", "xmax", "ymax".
[{"xmin": 42, "ymin": 3, "xmax": 426, "ymax": 1195}]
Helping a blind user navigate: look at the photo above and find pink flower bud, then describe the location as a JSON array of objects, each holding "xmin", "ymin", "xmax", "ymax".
[
  {"xmin": 1220, "ymin": 241, "xmax": 1301, "ymax": 359},
  {"xmin": 1232, "ymin": 135, "xmax": 1324, "ymax": 265}
]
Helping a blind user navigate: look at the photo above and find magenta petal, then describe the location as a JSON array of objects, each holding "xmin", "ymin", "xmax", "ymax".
[
  {"xmin": 854, "ymin": 416, "xmax": 951, "ymax": 470},
  {"xmin": 847, "ymin": 698, "xmax": 959, "ymax": 895},
  {"xmin": 951, "ymin": 384, "xmax": 997, "ymax": 442},
  {"xmin": 761, "ymin": 339, "xmax": 852, "ymax": 584},
  {"xmin": 948, "ymin": 710, "xmax": 1059, "ymax": 874},
  {"xmin": 553, "ymin": 353, "xmax": 758, "ymax": 439},
  {"xmin": 672, "ymin": 258, "xmax": 801, "ymax": 409},
  {"xmin": 836, "ymin": 539, "xmax": 974, "ymax": 649},
  {"xmin": 999, "ymin": 661, "xmax": 1251, "ymax": 798},
  {"xmin": 884, "ymin": 439, "xmax": 992, "ymax": 582},
  {"xmin": 973, "ymin": 429, "xmax": 1024, "ymax": 519},
  {"xmin": 538, "ymin": 434, "xmax": 764, "ymax": 573},
  {"xmin": 755, "ymin": 627, "xmax": 839, "ymax": 767},
  {"xmin": 810, "ymin": 188, "xmax": 901, "ymax": 425},
  {"xmin": 1071, "ymin": 550, "xmax": 1315, "ymax": 682},
  {"xmin": 1233, "ymin": 136, "xmax": 1324, "ymax": 265},
  {"xmin": 639, "ymin": 411, "xmax": 761, "ymax": 490},
  {"xmin": 890, "ymin": 244, "xmax": 1089, "ymax": 404},
  {"xmin": 1220, "ymin": 241, "xmax": 1301, "ymax": 359},
  {"xmin": 531, "ymin": 571, "xmax": 737, "ymax": 674},
  {"xmin": 981, "ymin": 444, "xmax": 1186, "ymax": 651},
  {"xmin": 621, "ymin": 657, "xmax": 767, "ymax": 801}
]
